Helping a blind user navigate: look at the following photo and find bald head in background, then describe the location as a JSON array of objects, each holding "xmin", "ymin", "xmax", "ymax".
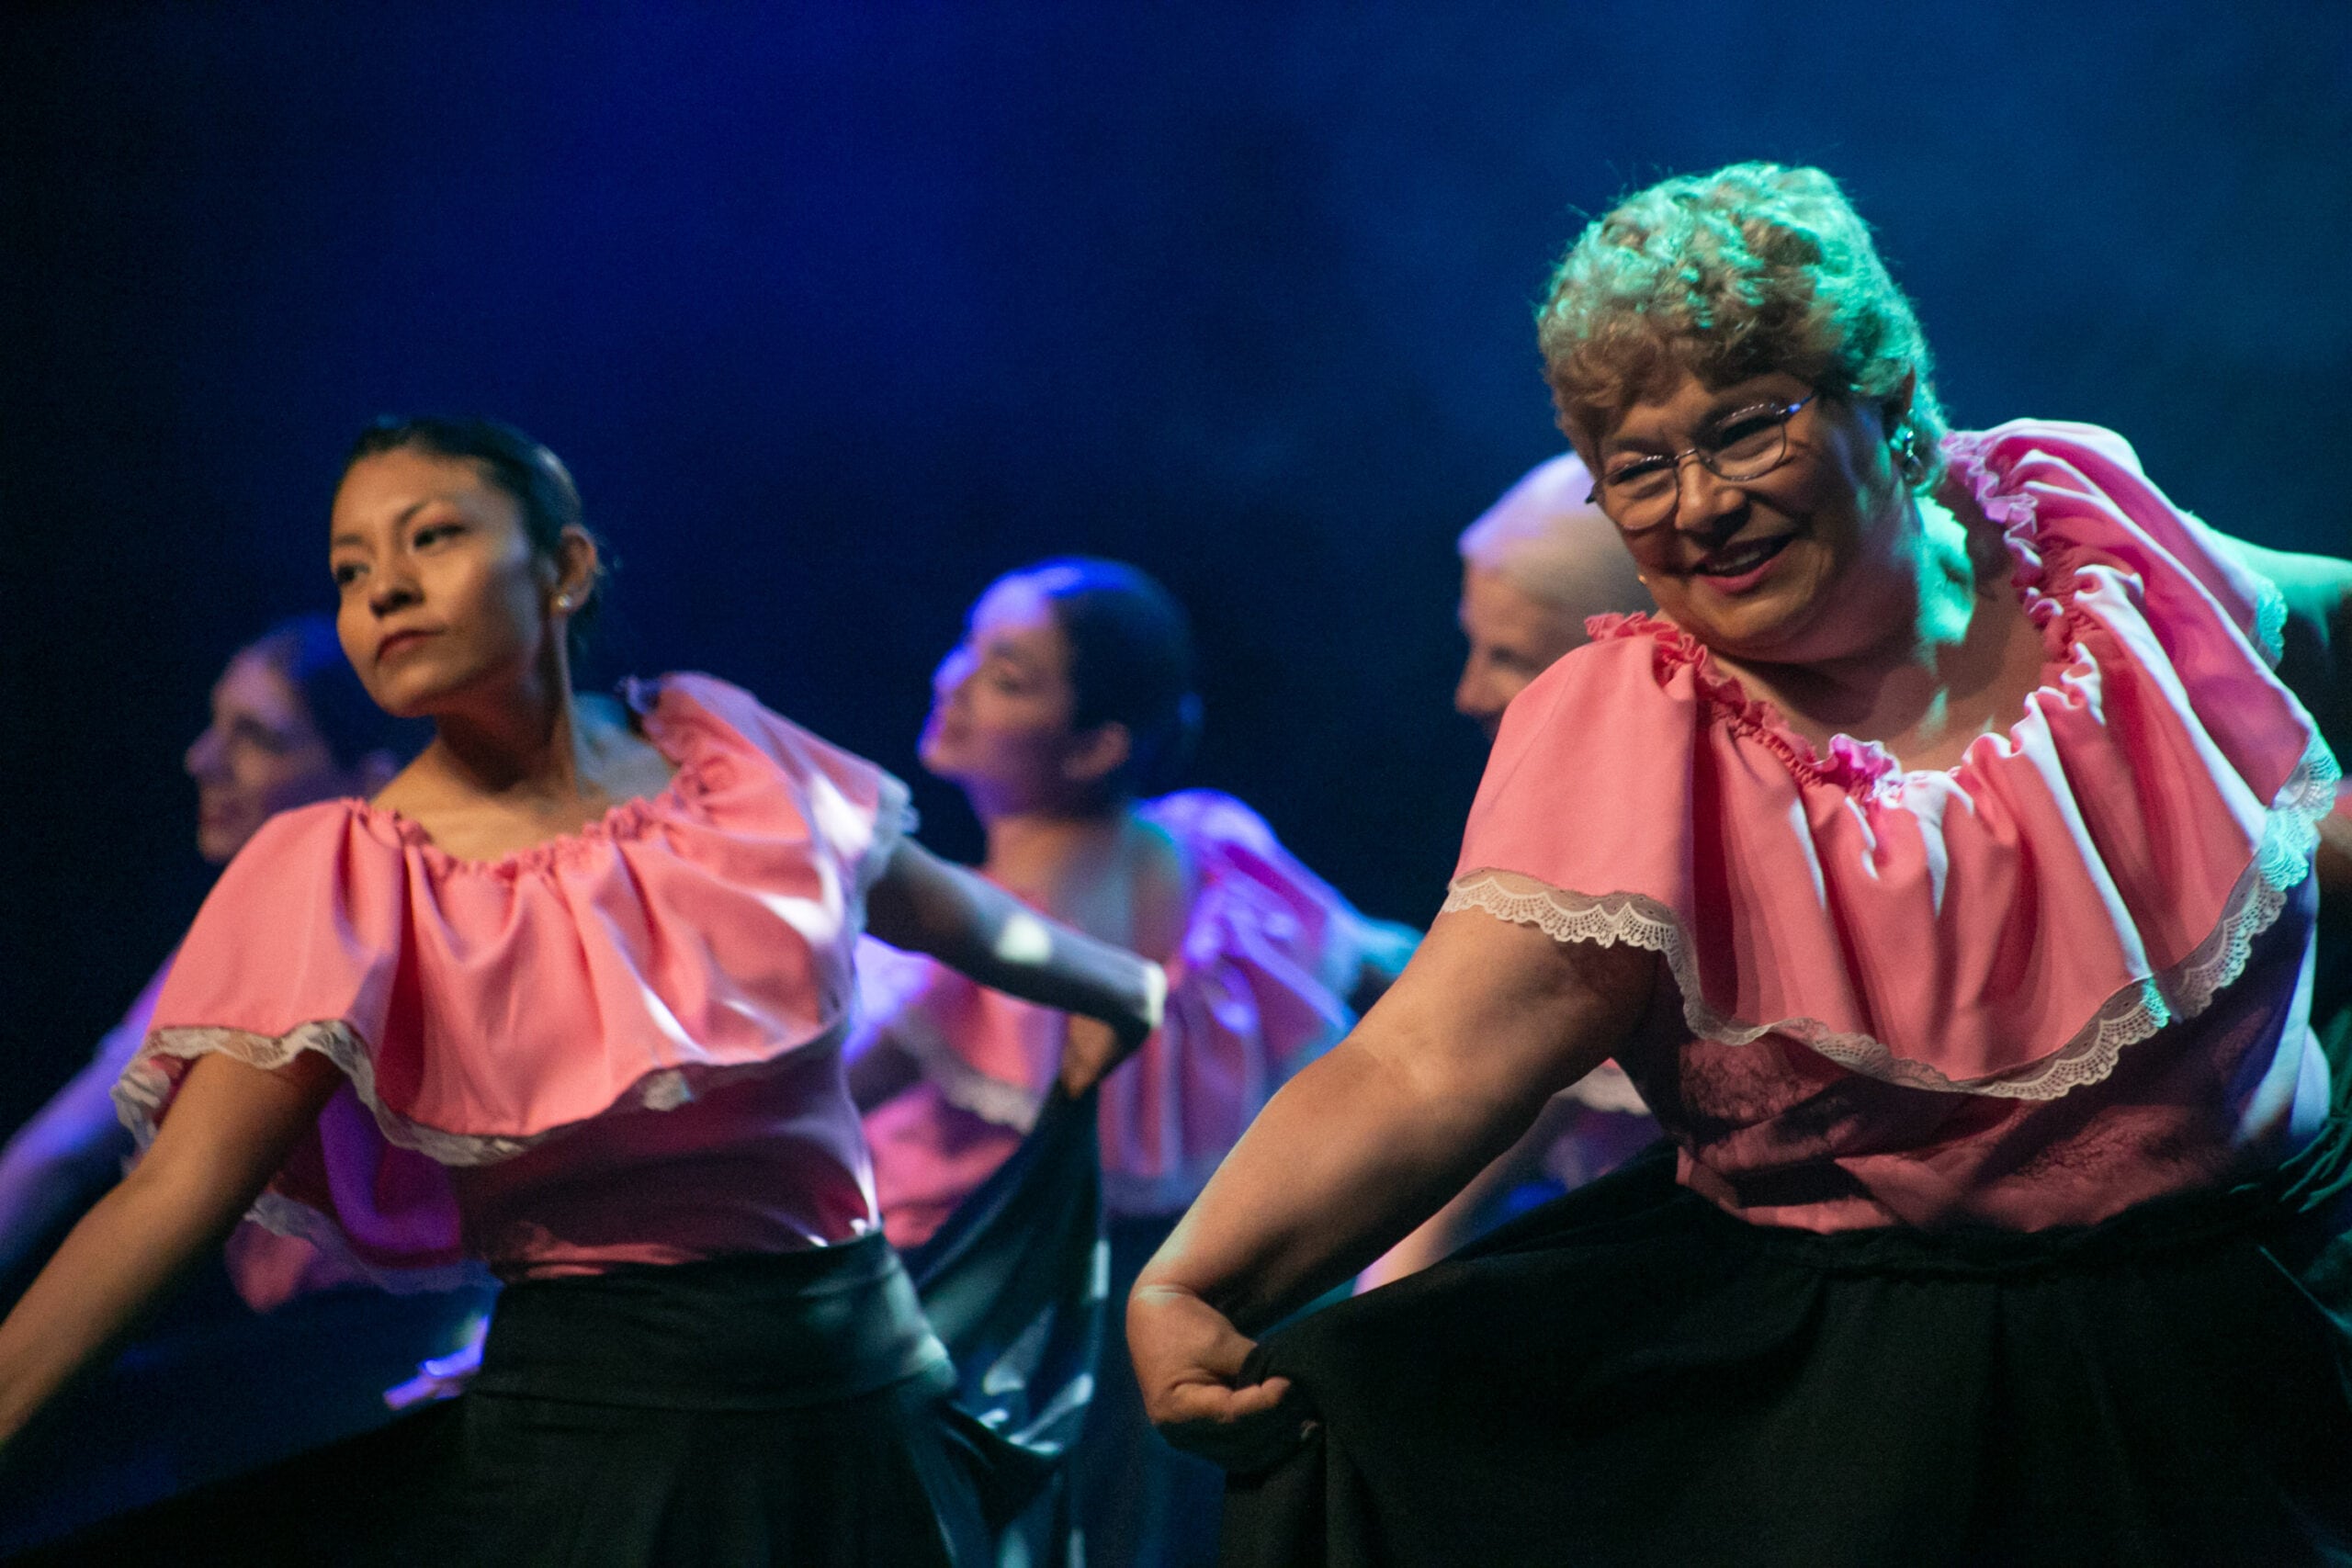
[{"xmin": 1453, "ymin": 451, "xmax": 1651, "ymax": 739}]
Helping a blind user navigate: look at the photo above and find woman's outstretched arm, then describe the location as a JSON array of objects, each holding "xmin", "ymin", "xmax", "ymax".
[
  {"xmin": 0, "ymin": 1051, "xmax": 339, "ymax": 1445},
  {"xmin": 865, "ymin": 839, "xmax": 1166, "ymax": 1091},
  {"xmin": 1126, "ymin": 908, "xmax": 1658, "ymax": 1469}
]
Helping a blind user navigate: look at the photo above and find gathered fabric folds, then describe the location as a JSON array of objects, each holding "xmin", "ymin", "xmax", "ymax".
[
  {"xmin": 1224, "ymin": 1025, "xmax": 2352, "ymax": 1568},
  {"xmin": 115, "ymin": 673, "xmax": 909, "ymax": 1286},
  {"xmin": 1448, "ymin": 422, "xmax": 2334, "ymax": 1102}
]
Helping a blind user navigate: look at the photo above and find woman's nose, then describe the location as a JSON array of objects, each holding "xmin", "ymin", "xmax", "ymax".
[
  {"xmin": 933, "ymin": 648, "xmax": 974, "ymax": 700},
  {"xmin": 185, "ymin": 726, "xmax": 223, "ymax": 781},
  {"xmin": 368, "ymin": 562, "xmax": 420, "ymax": 616},
  {"xmin": 1670, "ymin": 459, "xmax": 1746, "ymax": 539}
]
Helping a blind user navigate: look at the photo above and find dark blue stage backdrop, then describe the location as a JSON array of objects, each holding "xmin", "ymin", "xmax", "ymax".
[{"xmin": 2, "ymin": 2, "xmax": 2346, "ymax": 1125}]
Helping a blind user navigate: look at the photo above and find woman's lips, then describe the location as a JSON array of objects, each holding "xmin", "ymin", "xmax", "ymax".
[
  {"xmin": 1692, "ymin": 533, "xmax": 1794, "ymax": 594},
  {"xmin": 376, "ymin": 628, "xmax": 437, "ymax": 664}
]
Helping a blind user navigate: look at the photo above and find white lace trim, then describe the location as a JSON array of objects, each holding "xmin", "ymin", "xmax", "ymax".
[
  {"xmin": 1442, "ymin": 735, "xmax": 2339, "ymax": 1103},
  {"xmin": 2251, "ymin": 568, "xmax": 2290, "ymax": 668},
  {"xmin": 117, "ymin": 1015, "xmax": 857, "ymax": 1168},
  {"xmin": 120, "ymin": 1021, "xmax": 539, "ymax": 1167},
  {"xmin": 244, "ymin": 1190, "xmax": 489, "ymax": 1297},
  {"xmin": 890, "ymin": 1010, "xmax": 1042, "ymax": 1134}
]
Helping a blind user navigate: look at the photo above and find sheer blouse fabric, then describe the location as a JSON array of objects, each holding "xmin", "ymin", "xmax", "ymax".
[
  {"xmin": 1446, "ymin": 422, "xmax": 2340, "ymax": 1234},
  {"xmin": 118, "ymin": 674, "xmax": 909, "ymax": 1286}
]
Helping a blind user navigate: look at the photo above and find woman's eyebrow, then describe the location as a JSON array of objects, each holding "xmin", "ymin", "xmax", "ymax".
[
  {"xmin": 1610, "ymin": 389, "xmax": 1784, "ymax": 453},
  {"xmin": 1703, "ymin": 390, "xmax": 1784, "ymax": 423},
  {"xmin": 979, "ymin": 637, "xmax": 1039, "ymax": 670}
]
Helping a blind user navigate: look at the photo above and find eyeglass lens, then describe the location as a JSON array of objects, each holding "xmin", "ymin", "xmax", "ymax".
[{"xmin": 1600, "ymin": 402, "xmax": 1798, "ymax": 528}]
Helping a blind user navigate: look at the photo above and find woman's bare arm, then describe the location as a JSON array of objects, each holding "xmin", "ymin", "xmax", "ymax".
[
  {"xmin": 0, "ymin": 1051, "xmax": 339, "ymax": 1445},
  {"xmin": 865, "ymin": 839, "xmax": 1165, "ymax": 1090},
  {"xmin": 1127, "ymin": 908, "xmax": 1657, "ymax": 1466},
  {"xmin": 1356, "ymin": 1092, "xmax": 1585, "ymax": 1291}
]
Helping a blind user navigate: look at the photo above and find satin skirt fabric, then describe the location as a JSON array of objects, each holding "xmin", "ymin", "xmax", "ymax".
[{"xmin": 1225, "ymin": 1033, "xmax": 2352, "ymax": 1568}]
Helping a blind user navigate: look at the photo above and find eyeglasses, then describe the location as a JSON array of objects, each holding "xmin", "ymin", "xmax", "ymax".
[{"xmin": 1587, "ymin": 392, "xmax": 1816, "ymax": 532}]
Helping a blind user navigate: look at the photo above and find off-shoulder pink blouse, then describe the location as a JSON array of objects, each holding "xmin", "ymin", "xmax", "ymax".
[
  {"xmin": 116, "ymin": 674, "xmax": 910, "ymax": 1285},
  {"xmin": 1445, "ymin": 422, "xmax": 2341, "ymax": 1233},
  {"xmin": 855, "ymin": 790, "xmax": 1414, "ymax": 1246}
]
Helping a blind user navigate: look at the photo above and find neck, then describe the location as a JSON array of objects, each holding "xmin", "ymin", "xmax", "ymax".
[
  {"xmin": 1749, "ymin": 492, "xmax": 1984, "ymax": 728},
  {"xmin": 422, "ymin": 649, "xmax": 593, "ymax": 804},
  {"xmin": 978, "ymin": 799, "xmax": 1130, "ymax": 905}
]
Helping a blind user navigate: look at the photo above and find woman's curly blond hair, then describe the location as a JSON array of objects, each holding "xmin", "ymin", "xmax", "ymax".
[{"xmin": 1537, "ymin": 163, "xmax": 1946, "ymax": 491}]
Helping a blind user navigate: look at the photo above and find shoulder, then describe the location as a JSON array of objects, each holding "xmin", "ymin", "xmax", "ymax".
[
  {"xmin": 1945, "ymin": 419, "xmax": 2291, "ymax": 663},
  {"xmin": 1495, "ymin": 615, "xmax": 1707, "ymax": 748},
  {"xmin": 638, "ymin": 672, "xmax": 911, "ymax": 872},
  {"xmin": 640, "ymin": 672, "xmax": 885, "ymax": 781},
  {"xmin": 230, "ymin": 797, "xmax": 389, "ymax": 878},
  {"xmin": 199, "ymin": 798, "xmax": 410, "ymax": 923}
]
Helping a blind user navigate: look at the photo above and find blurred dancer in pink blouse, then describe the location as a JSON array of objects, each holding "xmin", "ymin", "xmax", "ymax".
[
  {"xmin": 0, "ymin": 616, "xmax": 489, "ymax": 1552},
  {"xmin": 0, "ymin": 615, "xmax": 415, "ymax": 1293},
  {"xmin": 852, "ymin": 558, "xmax": 1412, "ymax": 1568}
]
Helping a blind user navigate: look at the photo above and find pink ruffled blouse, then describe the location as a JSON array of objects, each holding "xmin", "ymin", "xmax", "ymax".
[
  {"xmin": 855, "ymin": 790, "xmax": 1414, "ymax": 1246},
  {"xmin": 116, "ymin": 674, "xmax": 910, "ymax": 1286},
  {"xmin": 1445, "ymin": 422, "xmax": 2341, "ymax": 1234}
]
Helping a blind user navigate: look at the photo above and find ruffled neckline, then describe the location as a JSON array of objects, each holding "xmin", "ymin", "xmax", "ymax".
[
  {"xmin": 1461, "ymin": 419, "xmax": 2334, "ymax": 1105},
  {"xmin": 345, "ymin": 677, "xmax": 718, "ymax": 878},
  {"xmin": 1582, "ymin": 432, "xmax": 2089, "ymax": 802}
]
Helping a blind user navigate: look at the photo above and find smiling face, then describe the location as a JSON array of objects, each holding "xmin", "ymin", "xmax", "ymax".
[
  {"xmin": 1453, "ymin": 565, "xmax": 1591, "ymax": 740},
  {"xmin": 1588, "ymin": 368, "xmax": 1913, "ymax": 666},
  {"xmin": 329, "ymin": 448, "xmax": 566, "ymax": 719},
  {"xmin": 182, "ymin": 651, "xmax": 353, "ymax": 863}
]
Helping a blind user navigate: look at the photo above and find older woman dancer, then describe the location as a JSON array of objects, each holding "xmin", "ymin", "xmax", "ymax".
[
  {"xmin": 0, "ymin": 418, "xmax": 1164, "ymax": 1566},
  {"xmin": 1129, "ymin": 163, "xmax": 2352, "ymax": 1567},
  {"xmin": 854, "ymin": 557, "xmax": 1413, "ymax": 1568},
  {"xmin": 1451, "ymin": 451, "xmax": 1650, "ymax": 741}
]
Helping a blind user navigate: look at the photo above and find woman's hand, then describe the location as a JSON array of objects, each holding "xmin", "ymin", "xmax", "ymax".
[
  {"xmin": 1057, "ymin": 960, "xmax": 1164, "ymax": 1095},
  {"xmin": 1123, "ymin": 911, "xmax": 1658, "ymax": 1448},
  {"xmin": 1057, "ymin": 1016, "xmax": 1125, "ymax": 1096},
  {"xmin": 1129, "ymin": 1281, "xmax": 1310, "ymax": 1473}
]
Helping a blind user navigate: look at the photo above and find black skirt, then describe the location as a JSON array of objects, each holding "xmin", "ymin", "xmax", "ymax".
[
  {"xmin": 1225, "ymin": 1088, "xmax": 2352, "ymax": 1567},
  {"xmin": 14, "ymin": 1087, "xmax": 1118, "ymax": 1568},
  {"xmin": 16, "ymin": 1235, "xmax": 993, "ymax": 1567}
]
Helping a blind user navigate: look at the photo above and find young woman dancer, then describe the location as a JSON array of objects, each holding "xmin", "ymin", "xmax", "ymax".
[
  {"xmin": 0, "ymin": 419, "xmax": 1163, "ymax": 1566},
  {"xmin": 852, "ymin": 558, "xmax": 1413, "ymax": 1567}
]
